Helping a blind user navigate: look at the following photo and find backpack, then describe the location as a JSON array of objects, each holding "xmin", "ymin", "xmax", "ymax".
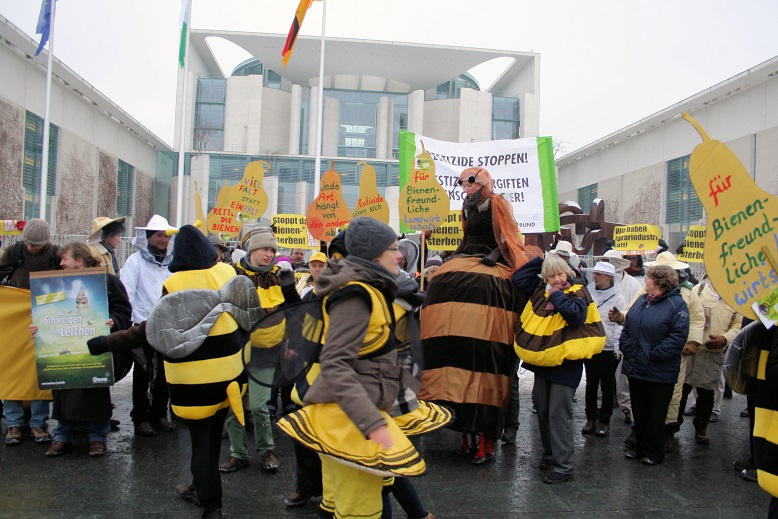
[{"xmin": 0, "ymin": 242, "xmax": 61, "ymax": 286}]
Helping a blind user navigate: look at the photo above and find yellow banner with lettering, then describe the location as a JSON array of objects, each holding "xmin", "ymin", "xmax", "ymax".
[
  {"xmin": 677, "ymin": 226, "xmax": 705, "ymax": 263},
  {"xmin": 272, "ymin": 214, "xmax": 318, "ymax": 250},
  {"xmin": 426, "ymin": 211, "xmax": 463, "ymax": 251},
  {"xmin": 613, "ymin": 224, "xmax": 661, "ymax": 255}
]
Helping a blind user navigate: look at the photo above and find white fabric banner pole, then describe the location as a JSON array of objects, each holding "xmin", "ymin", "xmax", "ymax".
[
  {"xmin": 313, "ymin": 0, "xmax": 327, "ymax": 199},
  {"xmin": 175, "ymin": 1, "xmax": 193, "ymax": 227},
  {"xmin": 39, "ymin": 0, "xmax": 56, "ymax": 221}
]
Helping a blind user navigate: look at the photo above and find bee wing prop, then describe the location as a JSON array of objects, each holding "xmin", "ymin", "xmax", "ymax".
[
  {"xmin": 245, "ymin": 298, "xmax": 325, "ymax": 388},
  {"xmin": 146, "ymin": 276, "xmax": 261, "ymax": 359}
]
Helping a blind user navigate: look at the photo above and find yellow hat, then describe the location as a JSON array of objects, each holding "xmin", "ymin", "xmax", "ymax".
[
  {"xmin": 309, "ymin": 251, "xmax": 327, "ymax": 264},
  {"xmin": 87, "ymin": 216, "xmax": 126, "ymax": 244}
]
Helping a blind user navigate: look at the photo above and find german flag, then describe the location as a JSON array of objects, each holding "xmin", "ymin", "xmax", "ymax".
[{"xmin": 282, "ymin": 0, "xmax": 315, "ymax": 68}]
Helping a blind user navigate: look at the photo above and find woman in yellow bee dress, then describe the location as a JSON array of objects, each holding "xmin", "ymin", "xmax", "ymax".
[{"xmin": 279, "ymin": 218, "xmax": 433, "ymax": 519}]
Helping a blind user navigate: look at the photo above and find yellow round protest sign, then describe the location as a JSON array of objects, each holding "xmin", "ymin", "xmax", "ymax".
[
  {"xmin": 306, "ymin": 162, "xmax": 352, "ymax": 242},
  {"xmin": 399, "ymin": 141, "xmax": 450, "ymax": 232}
]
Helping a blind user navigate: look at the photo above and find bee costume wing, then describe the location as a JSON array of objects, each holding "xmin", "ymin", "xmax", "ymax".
[{"xmin": 146, "ymin": 276, "xmax": 261, "ymax": 359}]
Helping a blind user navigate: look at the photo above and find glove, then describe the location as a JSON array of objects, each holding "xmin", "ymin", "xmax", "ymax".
[
  {"xmin": 481, "ymin": 255, "xmax": 496, "ymax": 266},
  {"xmin": 613, "ymin": 350, "xmax": 622, "ymax": 361},
  {"xmin": 277, "ymin": 261, "xmax": 295, "ymax": 287},
  {"xmin": 87, "ymin": 336, "xmax": 109, "ymax": 356},
  {"xmin": 608, "ymin": 307, "xmax": 625, "ymax": 325},
  {"xmin": 682, "ymin": 341, "xmax": 699, "ymax": 356},
  {"xmin": 703, "ymin": 334, "xmax": 727, "ymax": 351}
]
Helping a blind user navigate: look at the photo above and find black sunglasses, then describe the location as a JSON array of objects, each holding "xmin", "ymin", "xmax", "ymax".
[{"xmin": 457, "ymin": 169, "xmax": 481, "ymax": 187}]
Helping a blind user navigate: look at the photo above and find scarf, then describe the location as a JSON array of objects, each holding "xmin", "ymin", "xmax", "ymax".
[
  {"xmin": 646, "ymin": 291, "xmax": 663, "ymax": 303},
  {"xmin": 545, "ymin": 281, "xmax": 571, "ymax": 311}
]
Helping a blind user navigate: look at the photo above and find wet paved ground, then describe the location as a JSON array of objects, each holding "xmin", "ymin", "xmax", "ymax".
[{"xmin": 0, "ymin": 370, "xmax": 770, "ymax": 518}]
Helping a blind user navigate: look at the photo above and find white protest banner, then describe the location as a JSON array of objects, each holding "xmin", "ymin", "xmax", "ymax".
[{"xmin": 398, "ymin": 131, "xmax": 559, "ymax": 234}]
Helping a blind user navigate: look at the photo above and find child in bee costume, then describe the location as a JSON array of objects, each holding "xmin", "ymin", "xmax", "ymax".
[
  {"xmin": 278, "ymin": 218, "xmax": 438, "ymax": 519},
  {"xmin": 88, "ymin": 225, "xmax": 261, "ymax": 519}
]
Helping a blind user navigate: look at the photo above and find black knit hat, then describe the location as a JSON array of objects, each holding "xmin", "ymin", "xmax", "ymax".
[
  {"xmin": 345, "ymin": 217, "xmax": 397, "ymax": 261},
  {"xmin": 328, "ymin": 230, "xmax": 349, "ymax": 259},
  {"xmin": 168, "ymin": 225, "xmax": 217, "ymax": 272}
]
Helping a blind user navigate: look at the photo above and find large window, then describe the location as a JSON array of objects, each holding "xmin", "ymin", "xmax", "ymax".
[
  {"xmin": 492, "ymin": 96, "xmax": 520, "ymax": 140},
  {"xmin": 666, "ymin": 155, "xmax": 702, "ymax": 224},
  {"xmin": 117, "ymin": 160, "xmax": 134, "ymax": 217},
  {"xmin": 577, "ymin": 183, "xmax": 598, "ymax": 210},
  {"xmin": 666, "ymin": 154, "xmax": 703, "ymax": 250},
  {"xmin": 194, "ymin": 79, "xmax": 226, "ymax": 152},
  {"xmin": 23, "ymin": 111, "xmax": 58, "ymax": 220}
]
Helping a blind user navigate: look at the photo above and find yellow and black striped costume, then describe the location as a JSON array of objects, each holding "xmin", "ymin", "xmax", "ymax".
[
  {"xmin": 161, "ymin": 262, "xmax": 249, "ymax": 423},
  {"xmin": 514, "ymin": 283, "xmax": 606, "ymax": 367},
  {"xmin": 753, "ymin": 324, "xmax": 778, "ymax": 498},
  {"xmin": 278, "ymin": 281, "xmax": 427, "ymax": 477}
]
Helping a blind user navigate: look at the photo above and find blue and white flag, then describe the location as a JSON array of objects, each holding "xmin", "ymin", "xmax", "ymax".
[{"xmin": 34, "ymin": 0, "xmax": 55, "ymax": 57}]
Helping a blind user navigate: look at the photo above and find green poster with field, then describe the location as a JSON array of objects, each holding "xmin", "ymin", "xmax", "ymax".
[{"xmin": 29, "ymin": 268, "xmax": 114, "ymax": 390}]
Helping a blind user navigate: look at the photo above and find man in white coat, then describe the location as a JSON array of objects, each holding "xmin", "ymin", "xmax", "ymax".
[{"xmin": 121, "ymin": 215, "xmax": 176, "ymax": 437}]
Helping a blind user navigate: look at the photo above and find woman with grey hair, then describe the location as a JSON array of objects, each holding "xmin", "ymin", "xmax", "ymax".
[
  {"xmin": 618, "ymin": 264, "xmax": 689, "ymax": 465},
  {"xmin": 513, "ymin": 254, "xmax": 605, "ymax": 484}
]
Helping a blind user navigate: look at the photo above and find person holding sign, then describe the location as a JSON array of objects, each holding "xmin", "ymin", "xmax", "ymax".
[
  {"xmin": 35, "ymin": 242, "xmax": 132, "ymax": 457},
  {"xmin": 420, "ymin": 167, "xmax": 530, "ymax": 465}
]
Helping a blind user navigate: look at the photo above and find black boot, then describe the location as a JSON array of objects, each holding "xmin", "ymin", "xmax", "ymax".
[
  {"xmin": 695, "ymin": 427, "xmax": 710, "ymax": 445},
  {"xmin": 581, "ymin": 420, "xmax": 596, "ymax": 435}
]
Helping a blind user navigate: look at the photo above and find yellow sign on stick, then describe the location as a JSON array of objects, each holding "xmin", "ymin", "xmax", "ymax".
[
  {"xmin": 306, "ymin": 162, "xmax": 352, "ymax": 242},
  {"xmin": 206, "ymin": 161, "xmax": 269, "ymax": 240},
  {"xmin": 682, "ymin": 112, "xmax": 778, "ymax": 320},
  {"xmin": 677, "ymin": 226, "xmax": 705, "ymax": 263},
  {"xmin": 398, "ymin": 141, "xmax": 450, "ymax": 232},
  {"xmin": 353, "ymin": 161, "xmax": 389, "ymax": 223},
  {"xmin": 612, "ymin": 224, "xmax": 661, "ymax": 255},
  {"xmin": 426, "ymin": 211, "xmax": 463, "ymax": 251},
  {"xmin": 273, "ymin": 214, "xmax": 318, "ymax": 250}
]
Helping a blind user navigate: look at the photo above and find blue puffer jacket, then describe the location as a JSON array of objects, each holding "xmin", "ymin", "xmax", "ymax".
[{"xmin": 619, "ymin": 286, "xmax": 689, "ymax": 384}]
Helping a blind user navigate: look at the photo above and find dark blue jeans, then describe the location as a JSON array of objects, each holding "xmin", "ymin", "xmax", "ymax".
[{"xmin": 381, "ymin": 477, "xmax": 427, "ymax": 519}]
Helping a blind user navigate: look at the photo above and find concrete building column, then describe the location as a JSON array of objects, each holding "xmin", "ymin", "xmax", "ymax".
[
  {"xmin": 407, "ymin": 89, "xmax": 425, "ymax": 135},
  {"xmin": 307, "ymin": 86, "xmax": 320, "ymax": 156},
  {"xmin": 296, "ymin": 180, "xmax": 310, "ymax": 215},
  {"xmin": 376, "ymin": 96, "xmax": 389, "ymax": 159},
  {"xmin": 262, "ymin": 176, "xmax": 279, "ymax": 221},
  {"xmin": 288, "ymin": 84, "xmax": 302, "ymax": 154},
  {"xmin": 386, "ymin": 99, "xmax": 395, "ymax": 158},
  {"xmin": 385, "ymin": 185, "xmax": 400, "ymax": 233}
]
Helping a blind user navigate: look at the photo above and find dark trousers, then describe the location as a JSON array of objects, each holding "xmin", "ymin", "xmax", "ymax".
[
  {"xmin": 130, "ymin": 349, "xmax": 169, "ymax": 424},
  {"xmin": 188, "ymin": 407, "xmax": 228, "ymax": 512},
  {"xmin": 294, "ymin": 438, "xmax": 323, "ymax": 497},
  {"xmin": 629, "ymin": 378, "xmax": 674, "ymax": 462},
  {"xmin": 770, "ymin": 496, "xmax": 778, "ymax": 519},
  {"xmin": 678, "ymin": 383, "xmax": 714, "ymax": 430},
  {"xmin": 268, "ymin": 384, "xmax": 294, "ymax": 415},
  {"xmin": 382, "ymin": 476, "xmax": 427, "ymax": 519},
  {"xmin": 584, "ymin": 352, "xmax": 619, "ymax": 423},
  {"xmin": 505, "ymin": 365, "xmax": 521, "ymax": 432}
]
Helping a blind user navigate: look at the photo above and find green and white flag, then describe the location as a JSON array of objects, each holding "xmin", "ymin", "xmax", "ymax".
[
  {"xmin": 178, "ymin": 0, "xmax": 190, "ymax": 68},
  {"xmin": 398, "ymin": 131, "xmax": 560, "ymax": 233}
]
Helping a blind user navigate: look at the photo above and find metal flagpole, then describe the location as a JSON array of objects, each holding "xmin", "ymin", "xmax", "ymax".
[
  {"xmin": 313, "ymin": 0, "xmax": 327, "ymax": 198},
  {"xmin": 175, "ymin": 1, "xmax": 193, "ymax": 227},
  {"xmin": 39, "ymin": 0, "xmax": 56, "ymax": 220}
]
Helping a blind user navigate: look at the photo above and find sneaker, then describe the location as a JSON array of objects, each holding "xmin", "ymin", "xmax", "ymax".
[
  {"xmin": 624, "ymin": 449, "xmax": 643, "ymax": 460},
  {"xmin": 695, "ymin": 428, "xmax": 710, "ymax": 445},
  {"xmin": 46, "ymin": 441, "xmax": 73, "ymax": 457},
  {"xmin": 538, "ymin": 458, "xmax": 553, "ymax": 470},
  {"xmin": 175, "ymin": 484, "xmax": 202, "ymax": 507},
  {"xmin": 742, "ymin": 469, "xmax": 758, "ymax": 482},
  {"xmin": 219, "ymin": 456, "xmax": 249, "ymax": 473},
  {"xmin": 543, "ymin": 471, "xmax": 574, "ymax": 484},
  {"xmin": 641, "ymin": 457, "xmax": 660, "ymax": 466},
  {"xmin": 150, "ymin": 418, "xmax": 175, "ymax": 432},
  {"xmin": 684, "ymin": 406, "xmax": 696, "ymax": 416},
  {"xmin": 733, "ymin": 458, "xmax": 756, "ymax": 471},
  {"xmin": 581, "ymin": 420, "xmax": 596, "ymax": 435},
  {"xmin": 260, "ymin": 450, "xmax": 280, "ymax": 472},
  {"xmin": 596, "ymin": 424, "xmax": 610, "ymax": 437},
  {"xmin": 30, "ymin": 426, "xmax": 52, "ymax": 443},
  {"xmin": 4, "ymin": 426, "xmax": 22, "ymax": 445},
  {"xmin": 531, "ymin": 402, "xmax": 537, "ymax": 414},
  {"xmin": 284, "ymin": 491, "xmax": 313, "ymax": 508},
  {"xmin": 134, "ymin": 422, "xmax": 155, "ymax": 437},
  {"xmin": 89, "ymin": 441, "xmax": 107, "ymax": 457},
  {"xmin": 740, "ymin": 407, "xmax": 749, "ymax": 418},
  {"xmin": 709, "ymin": 412, "xmax": 719, "ymax": 423}
]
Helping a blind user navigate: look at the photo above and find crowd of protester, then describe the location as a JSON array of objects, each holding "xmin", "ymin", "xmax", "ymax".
[{"xmin": 1, "ymin": 165, "xmax": 776, "ymax": 518}]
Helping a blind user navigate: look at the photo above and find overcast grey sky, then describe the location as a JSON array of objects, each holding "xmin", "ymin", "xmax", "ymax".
[{"xmin": 2, "ymin": 0, "xmax": 777, "ymax": 155}]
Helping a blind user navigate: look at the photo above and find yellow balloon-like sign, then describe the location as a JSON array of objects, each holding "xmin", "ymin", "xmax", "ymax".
[
  {"xmin": 205, "ymin": 161, "xmax": 269, "ymax": 240},
  {"xmin": 353, "ymin": 161, "xmax": 389, "ymax": 223},
  {"xmin": 399, "ymin": 141, "xmax": 450, "ymax": 231}
]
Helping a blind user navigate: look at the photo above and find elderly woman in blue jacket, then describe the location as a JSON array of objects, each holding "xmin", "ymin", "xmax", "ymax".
[{"xmin": 615, "ymin": 264, "xmax": 689, "ymax": 465}]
